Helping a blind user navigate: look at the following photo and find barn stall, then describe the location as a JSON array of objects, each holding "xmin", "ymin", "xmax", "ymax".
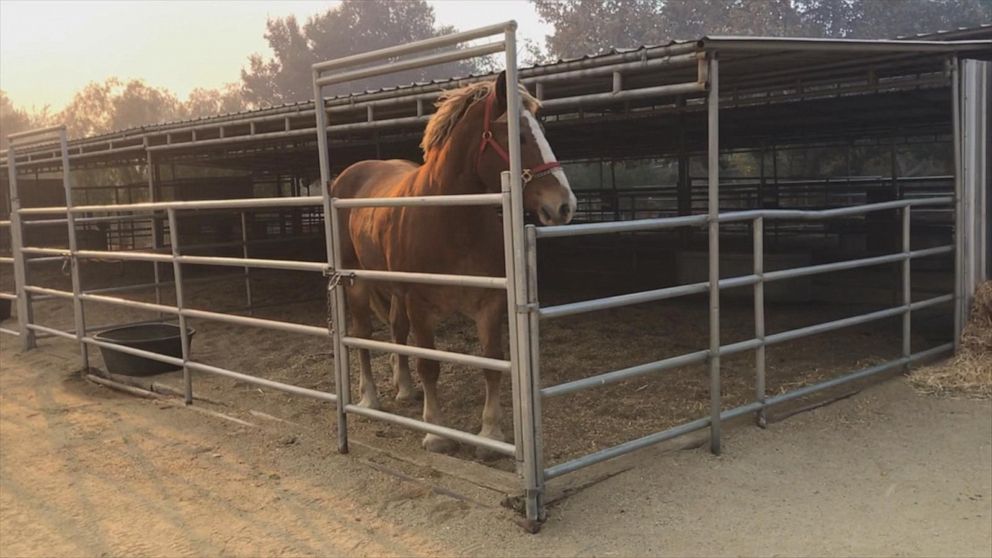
[{"xmin": 1, "ymin": 23, "xmax": 989, "ymax": 527}]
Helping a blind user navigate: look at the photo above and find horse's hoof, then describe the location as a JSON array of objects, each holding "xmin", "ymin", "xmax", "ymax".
[
  {"xmin": 357, "ymin": 395, "xmax": 381, "ymax": 410},
  {"xmin": 395, "ymin": 388, "xmax": 422, "ymax": 403},
  {"xmin": 422, "ymin": 433, "xmax": 457, "ymax": 454}
]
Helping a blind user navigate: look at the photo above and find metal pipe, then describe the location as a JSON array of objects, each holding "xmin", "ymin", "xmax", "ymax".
[
  {"xmin": 544, "ymin": 416, "xmax": 711, "ymax": 480},
  {"xmin": 332, "ymin": 193, "xmax": 503, "ymax": 208},
  {"xmin": 717, "ymin": 197, "xmax": 953, "ymax": 222},
  {"xmin": 313, "ymin": 21, "xmax": 509, "ymax": 72},
  {"xmin": 167, "ymin": 209, "xmax": 193, "ymax": 404},
  {"xmin": 539, "ymin": 275, "xmax": 757, "ymax": 320},
  {"xmin": 147, "ymin": 147, "xmax": 163, "ymax": 310},
  {"xmin": 345, "ymin": 404, "xmax": 516, "ymax": 457},
  {"xmin": 7, "ymin": 124, "xmax": 65, "ymax": 141},
  {"xmin": 542, "ymin": 349, "xmax": 709, "ymax": 398},
  {"xmin": 0, "ymin": 292, "xmax": 17, "ymax": 300},
  {"xmin": 240, "ymin": 212, "xmax": 253, "ymax": 313},
  {"xmin": 951, "ymin": 56, "xmax": 964, "ymax": 350},
  {"xmin": 505, "ymin": 26, "xmax": 544, "ymax": 523},
  {"xmin": 501, "ymin": 182, "xmax": 524, "ymax": 463},
  {"xmin": 536, "ymin": 214, "xmax": 707, "ymax": 238},
  {"xmin": 536, "ymin": 52, "xmax": 698, "ymax": 84},
  {"xmin": 317, "ymin": 42, "xmax": 507, "ymax": 87},
  {"xmin": 706, "ymin": 54, "xmax": 721, "ymax": 456},
  {"xmin": 341, "ymin": 268, "xmax": 507, "ymax": 290},
  {"xmin": 79, "ymin": 290, "xmax": 331, "ymax": 337},
  {"xmin": 541, "ymin": 81, "xmax": 706, "ymax": 110},
  {"xmin": 342, "ymin": 336, "xmax": 510, "ymax": 372},
  {"xmin": 57, "ymin": 195, "xmax": 325, "ymax": 215},
  {"xmin": 525, "ymin": 223, "xmax": 545, "ymax": 522},
  {"xmin": 313, "ymin": 64, "xmax": 349, "ymax": 455},
  {"xmin": 0, "ymin": 327, "xmax": 20, "ymax": 337},
  {"xmin": 902, "ymin": 208, "xmax": 912, "ymax": 363},
  {"xmin": 5, "ymin": 145, "xmax": 36, "ymax": 349},
  {"xmin": 59, "ymin": 129, "xmax": 90, "ymax": 369},
  {"xmin": 26, "ymin": 322, "xmax": 77, "ymax": 341},
  {"xmin": 23, "ymin": 285, "xmax": 74, "ymax": 299},
  {"xmin": 753, "ymin": 217, "xmax": 766, "ymax": 427}
]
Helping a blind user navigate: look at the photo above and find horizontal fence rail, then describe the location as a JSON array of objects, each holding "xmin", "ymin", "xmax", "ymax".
[{"xmin": 533, "ymin": 195, "xmax": 958, "ymax": 491}]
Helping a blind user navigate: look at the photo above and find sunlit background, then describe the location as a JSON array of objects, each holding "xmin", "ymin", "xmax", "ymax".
[{"xmin": 0, "ymin": 0, "xmax": 551, "ymax": 111}]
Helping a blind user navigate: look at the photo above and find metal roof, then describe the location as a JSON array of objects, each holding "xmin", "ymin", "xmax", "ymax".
[{"xmin": 2, "ymin": 33, "xmax": 988, "ymax": 168}]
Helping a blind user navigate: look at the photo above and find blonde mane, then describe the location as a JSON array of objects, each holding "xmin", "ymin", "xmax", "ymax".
[{"xmin": 420, "ymin": 80, "xmax": 541, "ymax": 158}]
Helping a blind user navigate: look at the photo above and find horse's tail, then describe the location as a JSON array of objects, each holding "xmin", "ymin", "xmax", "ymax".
[{"xmin": 369, "ymin": 288, "xmax": 390, "ymax": 324}]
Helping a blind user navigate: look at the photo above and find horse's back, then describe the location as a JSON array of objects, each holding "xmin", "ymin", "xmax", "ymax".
[{"xmin": 331, "ymin": 159, "xmax": 418, "ymax": 199}]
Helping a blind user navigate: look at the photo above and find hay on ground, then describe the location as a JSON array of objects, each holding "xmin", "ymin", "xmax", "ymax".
[{"xmin": 910, "ymin": 280, "xmax": 992, "ymax": 399}]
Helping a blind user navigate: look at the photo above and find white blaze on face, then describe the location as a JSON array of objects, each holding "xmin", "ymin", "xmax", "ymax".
[{"xmin": 523, "ymin": 111, "xmax": 577, "ymax": 214}]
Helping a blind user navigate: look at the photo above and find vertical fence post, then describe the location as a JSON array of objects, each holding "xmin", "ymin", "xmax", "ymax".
[
  {"xmin": 503, "ymin": 22, "xmax": 544, "ymax": 523},
  {"xmin": 313, "ymin": 72, "xmax": 350, "ymax": 454},
  {"xmin": 240, "ymin": 211, "xmax": 253, "ymax": 313},
  {"xmin": 950, "ymin": 56, "xmax": 963, "ymax": 351},
  {"xmin": 166, "ymin": 208, "xmax": 193, "ymax": 404},
  {"xmin": 60, "ymin": 129, "xmax": 89, "ymax": 369},
  {"xmin": 5, "ymin": 146, "xmax": 35, "ymax": 350},
  {"xmin": 753, "ymin": 216, "xmax": 766, "ymax": 427},
  {"xmin": 145, "ymin": 144, "xmax": 163, "ymax": 309},
  {"xmin": 707, "ymin": 54, "xmax": 722, "ymax": 455},
  {"xmin": 525, "ymin": 224, "xmax": 545, "ymax": 522},
  {"xmin": 500, "ymin": 173, "xmax": 525, "ymax": 466},
  {"xmin": 902, "ymin": 207, "xmax": 912, "ymax": 364}
]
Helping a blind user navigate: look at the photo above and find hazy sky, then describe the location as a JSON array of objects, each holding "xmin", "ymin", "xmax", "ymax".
[{"xmin": 0, "ymin": 0, "xmax": 551, "ymax": 112}]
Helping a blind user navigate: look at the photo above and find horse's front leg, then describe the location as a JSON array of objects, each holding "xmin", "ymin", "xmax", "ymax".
[
  {"xmin": 388, "ymin": 294, "xmax": 419, "ymax": 402},
  {"xmin": 407, "ymin": 295, "xmax": 456, "ymax": 453},
  {"xmin": 347, "ymin": 280, "xmax": 380, "ymax": 410},
  {"xmin": 475, "ymin": 297, "xmax": 506, "ymax": 460}
]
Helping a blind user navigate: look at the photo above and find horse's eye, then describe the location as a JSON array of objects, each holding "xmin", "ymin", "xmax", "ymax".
[{"xmin": 520, "ymin": 135, "xmax": 529, "ymax": 146}]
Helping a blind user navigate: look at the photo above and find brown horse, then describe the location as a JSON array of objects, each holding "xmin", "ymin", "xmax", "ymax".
[{"xmin": 331, "ymin": 71, "xmax": 575, "ymax": 455}]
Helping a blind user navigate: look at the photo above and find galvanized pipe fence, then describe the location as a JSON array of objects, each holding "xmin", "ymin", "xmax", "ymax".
[{"xmin": 0, "ymin": 33, "xmax": 966, "ymax": 528}]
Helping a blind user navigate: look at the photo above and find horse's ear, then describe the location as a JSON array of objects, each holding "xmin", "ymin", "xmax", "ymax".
[{"xmin": 494, "ymin": 70, "xmax": 508, "ymax": 115}]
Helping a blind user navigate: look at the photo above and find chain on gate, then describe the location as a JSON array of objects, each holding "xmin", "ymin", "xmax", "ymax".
[{"xmin": 324, "ymin": 270, "xmax": 354, "ymax": 334}]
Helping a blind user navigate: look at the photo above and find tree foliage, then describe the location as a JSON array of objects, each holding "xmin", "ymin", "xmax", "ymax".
[
  {"xmin": 240, "ymin": 0, "xmax": 481, "ymax": 105},
  {"xmin": 533, "ymin": 0, "xmax": 992, "ymax": 59},
  {"xmin": 0, "ymin": 90, "xmax": 47, "ymax": 149}
]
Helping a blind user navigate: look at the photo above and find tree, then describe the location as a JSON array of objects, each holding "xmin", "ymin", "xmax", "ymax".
[
  {"xmin": 186, "ymin": 83, "xmax": 247, "ymax": 119},
  {"xmin": 241, "ymin": 0, "xmax": 482, "ymax": 105},
  {"xmin": 0, "ymin": 90, "xmax": 41, "ymax": 150},
  {"xmin": 532, "ymin": 0, "xmax": 992, "ymax": 59}
]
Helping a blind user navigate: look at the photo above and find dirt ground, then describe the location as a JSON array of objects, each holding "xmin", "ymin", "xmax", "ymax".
[
  {"xmin": 12, "ymin": 264, "xmax": 957, "ymax": 472},
  {"xmin": 2, "ymin": 335, "xmax": 990, "ymax": 557}
]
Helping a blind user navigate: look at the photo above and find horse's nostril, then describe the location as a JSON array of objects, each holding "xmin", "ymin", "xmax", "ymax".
[{"xmin": 559, "ymin": 203, "xmax": 571, "ymax": 220}]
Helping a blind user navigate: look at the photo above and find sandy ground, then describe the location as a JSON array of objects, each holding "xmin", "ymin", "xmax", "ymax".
[{"xmin": 2, "ymin": 335, "xmax": 990, "ymax": 557}]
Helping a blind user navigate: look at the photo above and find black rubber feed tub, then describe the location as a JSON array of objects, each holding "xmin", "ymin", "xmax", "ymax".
[{"xmin": 94, "ymin": 323, "xmax": 195, "ymax": 376}]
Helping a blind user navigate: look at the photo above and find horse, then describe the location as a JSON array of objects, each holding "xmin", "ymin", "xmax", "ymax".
[{"xmin": 330, "ymin": 70, "xmax": 575, "ymax": 456}]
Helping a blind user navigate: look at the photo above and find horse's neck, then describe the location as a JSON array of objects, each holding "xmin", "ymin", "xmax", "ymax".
[{"xmin": 414, "ymin": 123, "xmax": 488, "ymax": 196}]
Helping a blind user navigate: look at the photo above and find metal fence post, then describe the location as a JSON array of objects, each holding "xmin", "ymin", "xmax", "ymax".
[
  {"xmin": 60, "ymin": 129, "xmax": 90, "ymax": 369},
  {"xmin": 525, "ymin": 224, "xmax": 546, "ymax": 522},
  {"xmin": 951, "ymin": 56, "xmax": 964, "ymax": 350},
  {"xmin": 500, "ymin": 173, "xmax": 525, "ymax": 466},
  {"xmin": 313, "ymin": 73, "xmax": 351, "ymax": 454},
  {"xmin": 504, "ymin": 23, "xmax": 545, "ymax": 523},
  {"xmin": 4, "ymin": 146, "xmax": 35, "ymax": 349},
  {"xmin": 167, "ymin": 208, "xmax": 193, "ymax": 404},
  {"xmin": 707, "ymin": 54, "xmax": 722, "ymax": 455},
  {"xmin": 903, "ymin": 207, "xmax": 912, "ymax": 363},
  {"xmin": 145, "ymin": 144, "xmax": 163, "ymax": 309},
  {"xmin": 240, "ymin": 211, "xmax": 253, "ymax": 313},
  {"xmin": 753, "ymin": 216, "xmax": 766, "ymax": 427}
]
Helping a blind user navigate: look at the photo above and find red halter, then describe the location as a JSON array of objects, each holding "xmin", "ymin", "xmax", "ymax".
[{"xmin": 477, "ymin": 93, "xmax": 561, "ymax": 184}]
